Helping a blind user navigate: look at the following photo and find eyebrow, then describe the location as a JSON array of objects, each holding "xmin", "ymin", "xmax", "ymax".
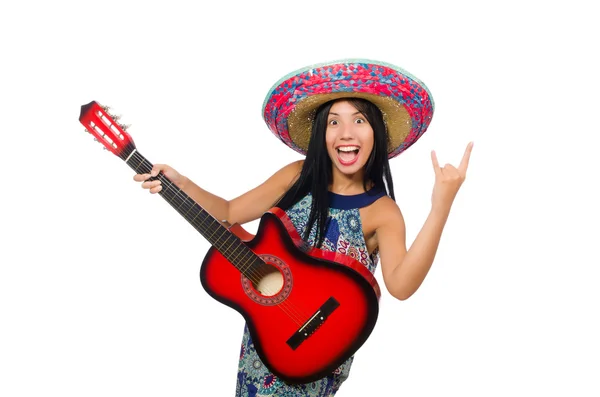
[{"xmin": 328, "ymin": 111, "xmax": 363, "ymax": 116}]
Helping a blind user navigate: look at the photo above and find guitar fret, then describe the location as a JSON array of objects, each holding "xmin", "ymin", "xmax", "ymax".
[
  {"xmin": 242, "ymin": 253, "xmax": 260, "ymax": 274},
  {"xmin": 182, "ymin": 200, "xmax": 195, "ymax": 218},
  {"xmin": 175, "ymin": 194, "xmax": 189, "ymax": 210},
  {"xmin": 215, "ymin": 228, "xmax": 235, "ymax": 248},
  {"xmin": 236, "ymin": 244, "xmax": 256, "ymax": 272},
  {"xmin": 220, "ymin": 235, "xmax": 239, "ymax": 256},
  {"xmin": 133, "ymin": 155, "xmax": 145, "ymax": 173},
  {"xmin": 226, "ymin": 239, "xmax": 246, "ymax": 263}
]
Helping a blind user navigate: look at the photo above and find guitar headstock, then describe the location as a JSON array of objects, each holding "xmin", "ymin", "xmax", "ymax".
[{"xmin": 79, "ymin": 101, "xmax": 136, "ymax": 160}]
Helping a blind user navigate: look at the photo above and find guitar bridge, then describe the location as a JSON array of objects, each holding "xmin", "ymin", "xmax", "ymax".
[{"xmin": 286, "ymin": 297, "xmax": 340, "ymax": 350}]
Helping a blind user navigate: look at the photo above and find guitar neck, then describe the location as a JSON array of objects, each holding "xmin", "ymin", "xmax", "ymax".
[
  {"xmin": 78, "ymin": 100, "xmax": 260, "ymax": 275},
  {"xmin": 123, "ymin": 149, "xmax": 256, "ymax": 273}
]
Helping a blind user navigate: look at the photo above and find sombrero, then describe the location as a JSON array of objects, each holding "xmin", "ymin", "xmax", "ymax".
[{"xmin": 262, "ymin": 58, "xmax": 435, "ymax": 159}]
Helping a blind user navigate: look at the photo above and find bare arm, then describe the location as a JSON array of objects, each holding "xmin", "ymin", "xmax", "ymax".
[
  {"xmin": 376, "ymin": 200, "xmax": 449, "ymax": 300},
  {"xmin": 376, "ymin": 142, "xmax": 473, "ymax": 300},
  {"xmin": 134, "ymin": 160, "xmax": 304, "ymax": 226}
]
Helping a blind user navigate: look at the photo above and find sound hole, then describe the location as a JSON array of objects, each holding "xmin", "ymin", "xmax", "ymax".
[
  {"xmin": 252, "ymin": 263, "xmax": 283, "ymax": 297},
  {"xmin": 241, "ymin": 254, "xmax": 293, "ymax": 306}
]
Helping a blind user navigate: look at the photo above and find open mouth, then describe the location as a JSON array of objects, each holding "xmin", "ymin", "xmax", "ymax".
[{"xmin": 336, "ymin": 145, "xmax": 360, "ymax": 165}]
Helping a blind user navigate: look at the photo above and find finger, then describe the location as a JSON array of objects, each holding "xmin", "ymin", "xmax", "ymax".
[
  {"xmin": 150, "ymin": 164, "xmax": 167, "ymax": 177},
  {"xmin": 150, "ymin": 184, "xmax": 163, "ymax": 194},
  {"xmin": 133, "ymin": 173, "xmax": 150, "ymax": 182},
  {"xmin": 444, "ymin": 163, "xmax": 458, "ymax": 171},
  {"xmin": 431, "ymin": 150, "xmax": 441, "ymax": 175},
  {"xmin": 443, "ymin": 164, "xmax": 461, "ymax": 179},
  {"xmin": 458, "ymin": 141, "xmax": 474, "ymax": 174},
  {"xmin": 142, "ymin": 180, "xmax": 161, "ymax": 190},
  {"xmin": 440, "ymin": 163, "xmax": 451, "ymax": 176}
]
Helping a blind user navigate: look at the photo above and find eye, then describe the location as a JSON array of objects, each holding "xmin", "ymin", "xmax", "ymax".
[
  {"xmin": 328, "ymin": 119, "xmax": 338, "ymax": 125},
  {"xmin": 355, "ymin": 118, "xmax": 366, "ymax": 124}
]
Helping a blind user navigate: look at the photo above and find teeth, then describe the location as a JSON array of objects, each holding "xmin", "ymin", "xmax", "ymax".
[{"xmin": 337, "ymin": 146, "xmax": 359, "ymax": 152}]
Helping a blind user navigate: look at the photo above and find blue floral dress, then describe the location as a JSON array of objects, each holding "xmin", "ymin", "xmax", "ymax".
[{"xmin": 235, "ymin": 188, "xmax": 385, "ymax": 397}]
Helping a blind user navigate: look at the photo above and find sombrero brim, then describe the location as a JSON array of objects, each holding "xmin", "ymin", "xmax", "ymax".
[{"xmin": 262, "ymin": 58, "xmax": 435, "ymax": 159}]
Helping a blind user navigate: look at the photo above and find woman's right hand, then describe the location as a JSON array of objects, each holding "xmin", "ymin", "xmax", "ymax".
[{"xmin": 133, "ymin": 164, "xmax": 187, "ymax": 194}]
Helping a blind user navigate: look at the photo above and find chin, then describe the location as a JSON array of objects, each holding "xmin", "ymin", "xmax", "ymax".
[{"xmin": 335, "ymin": 161, "xmax": 366, "ymax": 176}]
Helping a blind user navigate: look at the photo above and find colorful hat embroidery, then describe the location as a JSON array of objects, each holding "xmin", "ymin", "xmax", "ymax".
[{"xmin": 262, "ymin": 59, "xmax": 435, "ymax": 159}]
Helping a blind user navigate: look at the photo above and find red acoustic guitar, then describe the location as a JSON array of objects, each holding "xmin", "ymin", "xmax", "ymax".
[{"xmin": 79, "ymin": 101, "xmax": 381, "ymax": 384}]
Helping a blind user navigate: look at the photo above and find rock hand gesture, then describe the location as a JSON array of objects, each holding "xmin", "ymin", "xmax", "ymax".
[{"xmin": 430, "ymin": 141, "xmax": 474, "ymax": 212}]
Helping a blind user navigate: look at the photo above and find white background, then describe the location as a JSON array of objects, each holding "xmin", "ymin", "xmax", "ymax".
[{"xmin": 1, "ymin": 0, "xmax": 598, "ymax": 396}]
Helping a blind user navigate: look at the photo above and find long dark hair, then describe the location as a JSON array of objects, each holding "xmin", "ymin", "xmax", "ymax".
[{"xmin": 275, "ymin": 98, "xmax": 395, "ymax": 248}]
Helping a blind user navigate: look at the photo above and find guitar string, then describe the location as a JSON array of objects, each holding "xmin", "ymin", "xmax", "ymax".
[{"xmin": 127, "ymin": 151, "xmax": 312, "ymax": 327}]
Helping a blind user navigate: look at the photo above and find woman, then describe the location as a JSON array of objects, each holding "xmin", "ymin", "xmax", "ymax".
[{"xmin": 134, "ymin": 60, "xmax": 473, "ymax": 396}]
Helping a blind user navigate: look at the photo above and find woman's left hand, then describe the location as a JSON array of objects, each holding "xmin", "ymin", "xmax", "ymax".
[{"xmin": 430, "ymin": 141, "xmax": 473, "ymax": 212}]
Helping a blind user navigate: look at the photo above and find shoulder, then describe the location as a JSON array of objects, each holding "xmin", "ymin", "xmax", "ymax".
[
  {"xmin": 286, "ymin": 159, "xmax": 304, "ymax": 173},
  {"xmin": 369, "ymin": 193, "xmax": 399, "ymax": 212},
  {"xmin": 252, "ymin": 160, "xmax": 305, "ymax": 197},
  {"xmin": 366, "ymin": 195, "xmax": 406, "ymax": 257},
  {"xmin": 274, "ymin": 160, "xmax": 304, "ymax": 185},
  {"xmin": 366, "ymin": 194, "xmax": 404, "ymax": 229},
  {"xmin": 273, "ymin": 159, "xmax": 303, "ymax": 174},
  {"xmin": 358, "ymin": 193, "xmax": 404, "ymax": 253}
]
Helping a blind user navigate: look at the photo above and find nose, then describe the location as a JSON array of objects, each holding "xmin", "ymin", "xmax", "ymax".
[{"xmin": 339, "ymin": 123, "xmax": 354, "ymax": 140}]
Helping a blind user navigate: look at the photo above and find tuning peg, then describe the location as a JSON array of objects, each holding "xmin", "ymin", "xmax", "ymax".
[
  {"xmin": 85, "ymin": 129, "xmax": 91, "ymax": 134},
  {"xmin": 109, "ymin": 114, "xmax": 122, "ymax": 121},
  {"xmin": 101, "ymin": 105, "xmax": 111, "ymax": 112},
  {"xmin": 118, "ymin": 123, "xmax": 131, "ymax": 130}
]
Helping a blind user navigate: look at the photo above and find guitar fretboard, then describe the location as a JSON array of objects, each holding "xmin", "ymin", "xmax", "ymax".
[{"xmin": 124, "ymin": 149, "xmax": 262, "ymax": 278}]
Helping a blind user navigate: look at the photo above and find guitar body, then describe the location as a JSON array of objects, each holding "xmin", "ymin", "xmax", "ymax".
[
  {"xmin": 200, "ymin": 207, "xmax": 380, "ymax": 384},
  {"xmin": 78, "ymin": 101, "xmax": 381, "ymax": 385}
]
